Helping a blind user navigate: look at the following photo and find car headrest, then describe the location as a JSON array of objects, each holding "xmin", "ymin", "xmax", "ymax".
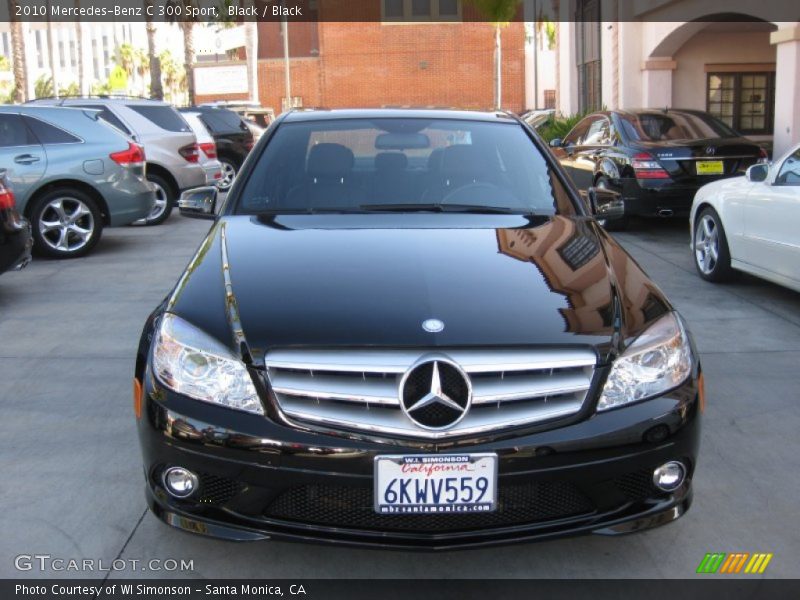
[
  {"xmin": 440, "ymin": 145, "xmax": 488, "ymax": 177},
  {"xmin": 307, "ymin": 143, "xmax": 355, "ymax": 177},
  {"xmin": 374, "ymin": 152, "xmax": 408, "ymax": 172},
  {"xmin": 427, "ymin": 148, "xmax": 444, "ymax": 172}
]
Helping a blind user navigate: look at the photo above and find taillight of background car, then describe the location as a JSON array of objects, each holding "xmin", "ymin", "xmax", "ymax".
[
  {"xmin": 179, "ymin": 143, "xmax": 200, "ymax": 163},
  {"xmin": 631, "ymin": 152, "xmax": 671, "ymax": 180},
  {"xmin": 199, "ymin": 142, "xmax": 217, "ymax": 159},
  {"xmin": 0, "ymin": 181, "xmax": 15, "ymax": 210},
  {"xmin": 109, "ymin": 142, "xmax": 146, "ymax": 168}
]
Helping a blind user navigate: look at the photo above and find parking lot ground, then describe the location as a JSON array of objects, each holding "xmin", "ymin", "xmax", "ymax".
[{"xmin": 1, "ymin": 216, "xmax": 798, "ymax": 579}]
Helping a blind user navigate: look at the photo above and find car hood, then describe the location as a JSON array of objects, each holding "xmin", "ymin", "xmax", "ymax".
[{"xmin": 167, "ymin": 214, "xmax": 671, "ymax": 364}]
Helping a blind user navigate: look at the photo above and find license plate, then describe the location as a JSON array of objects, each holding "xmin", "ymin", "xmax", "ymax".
[
  {"xmin": 697, "ymin": 160, "xmax": 724, "ymax": 175},
  {"xmin": 374, "ymin": 453, "xmax": 497, "ymax": 514}
]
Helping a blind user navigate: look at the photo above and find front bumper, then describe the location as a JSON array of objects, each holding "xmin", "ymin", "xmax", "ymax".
[{"xmin": 137, "ymin": 368, "xmax": 701, "ymax": 550}]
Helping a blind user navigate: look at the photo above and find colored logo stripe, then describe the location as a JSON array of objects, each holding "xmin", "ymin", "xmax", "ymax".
[
  {"xmin": 745, "ymin": 553, "xmax": 773, "ymax": 574},
  {"xmin": 697, "ymin": 553, "xmax": 726, "ymax": 574},
  {"xmin": 697, "ymin": 553, "xmax": 773, "ymax": 574}
]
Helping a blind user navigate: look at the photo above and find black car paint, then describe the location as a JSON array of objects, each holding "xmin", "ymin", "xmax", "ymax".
[
  {"xmin": 135, "ymin": 109, "xmax": 701, "ymax": 548},
  {"xmin": 0, "ymin": 173, "xmax": 32, "ymax": 275},
  {"xmin": 551, "ymin": 109, "xmax": 763, "ymax": 218},
  {"xmin": 185, "ymin": 106, "xmax": 254, "ymax": 169}
]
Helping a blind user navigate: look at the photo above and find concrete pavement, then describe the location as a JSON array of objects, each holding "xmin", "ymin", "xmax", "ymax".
[{"xmin": 1, "ymin": 216, "xmax": 798, "ymax": 579}]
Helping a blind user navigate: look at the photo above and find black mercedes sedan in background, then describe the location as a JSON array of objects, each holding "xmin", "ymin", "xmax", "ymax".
[
  {"xmin": 0, "ymin": 170, "xmax": 32, "ymax": 276},
  {"xmin": 134, "ymin": 108, "xmax": 702, "ymax": 549},
  {"xmin": 182, "ymin": 106, "xmax": 256, "ymax": 191},
  {"xmin": 549, "ymin": 109, "xmax": 766, "ymax": 228}
]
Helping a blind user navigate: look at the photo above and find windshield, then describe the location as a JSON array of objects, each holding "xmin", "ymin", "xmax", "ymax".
[
  {"xmin": 234, "ymin": 118, "xmax": 575, "ymax": 216},
  {"xmin": 618, "ymin": 112, "xmax": 739, "ymax": 142}
]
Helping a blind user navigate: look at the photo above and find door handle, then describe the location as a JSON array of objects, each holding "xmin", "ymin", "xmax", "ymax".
[{"xmin": 14, "ymin": 154, "xmax": 41, "ymax": 165}]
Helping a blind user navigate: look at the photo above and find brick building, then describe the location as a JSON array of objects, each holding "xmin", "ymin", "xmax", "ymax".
[{"xmin": 194, "ymin": 1, "xmax": 526, "ymax": 114}]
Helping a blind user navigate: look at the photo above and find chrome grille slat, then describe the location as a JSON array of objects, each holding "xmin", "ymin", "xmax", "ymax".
[
  {"xmin": 266, "ymin": 348, "xmax": 596, "ymax": 439},
  {"xmin": 270, "ymin": 372, "xmax": 399, "ymax": 405},
  {"xmin": 265, "ymin": 348, "xmax": 595, "ymax": 374}
]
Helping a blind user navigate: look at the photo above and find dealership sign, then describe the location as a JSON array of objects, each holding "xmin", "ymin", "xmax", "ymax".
[{"xmin": 194, "ymin": 65, "xmax": 248, "ymax": 95}]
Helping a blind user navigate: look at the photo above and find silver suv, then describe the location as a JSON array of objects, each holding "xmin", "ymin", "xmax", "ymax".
[{"xmin": 28, "ymin": 97, "xmax": 206, "ymax": 225}]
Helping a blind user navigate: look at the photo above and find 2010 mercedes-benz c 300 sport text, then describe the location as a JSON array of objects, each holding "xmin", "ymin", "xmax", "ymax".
[{"xmin": 134, "ymin": 109, "xmax": 702, "ymax": 550}]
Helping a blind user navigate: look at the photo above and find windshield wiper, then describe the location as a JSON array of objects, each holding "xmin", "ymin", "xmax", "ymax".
[
  {"xmin": 254, "ymin": 207, "xmax": 365, "ymax": 215},
  {"xmin": 359, "ymin": 203, "xmax": 522, "ymax": 214}
]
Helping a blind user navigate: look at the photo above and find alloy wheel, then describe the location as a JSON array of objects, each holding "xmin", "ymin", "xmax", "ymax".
[
  {"xmin": 695, "ymin": 214, "xmax": 720, "ymax": 275},
  {"xmin": 38, "ymin": 197, "xmax": 95, "ymax": 253},
  {"xmin": 147, "ymin": 181, "xmax": 169, "ymax": 221},
  {"xmin": 218, "ymin": 161, "xmax": 237, "ymax": 190}
]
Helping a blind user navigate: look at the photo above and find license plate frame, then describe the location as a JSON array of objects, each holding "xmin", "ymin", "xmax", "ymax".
[
  {"xmin": 696, "ymin": 160, "xmax": 724, "ymax": 175},
  {"xmin": 373, "ymin": 453, "xmax": 498, "ymax": 515}
]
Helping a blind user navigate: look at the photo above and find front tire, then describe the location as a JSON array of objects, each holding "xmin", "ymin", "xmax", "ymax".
[
  {"xmin": 30, "ymin": 188, "xmax": 103, "ymax": 259},
  {"xmin": 693, "ymin": 207, "xmax": 734, "ymax": 282},
  {"xmin": 139, "ymin": 173, "xmax": 174, "ymax": 226}
]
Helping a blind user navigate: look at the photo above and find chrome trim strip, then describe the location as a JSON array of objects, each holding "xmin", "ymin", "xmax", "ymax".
[{"xmin": 266, "ymin": 348, "xmax": 596, "ymax": 374}]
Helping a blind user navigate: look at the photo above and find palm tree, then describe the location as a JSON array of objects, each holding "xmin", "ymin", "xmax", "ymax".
[
  {"xmin": 115, "ymin": 43, "xmax": 136, "ymax": 93},
  {"xmin": 180, "ymin": 16, "xmax": 196, "ymax": 105},
  {"xmin": 133, "ymin": 47, "xmax": 150, "ymax": 96},
  {"xmin": 9, "ymin": 0, "xmax": 28, "ymax": 102},
  {"xmin": 144, "ymin": 0, "xmax": 163, "ymax": 99},
  {"xmin": 467, "ymin": 0, "xmax": 521, "ymax": 109}
]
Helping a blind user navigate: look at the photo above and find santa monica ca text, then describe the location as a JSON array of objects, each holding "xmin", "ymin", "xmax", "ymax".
[{"xmin": 16, "ymin": 584, "xmax": 307, "ymax": 596}]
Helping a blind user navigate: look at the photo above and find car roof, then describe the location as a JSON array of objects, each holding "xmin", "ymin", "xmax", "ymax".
[
  {"xmin": 281, "ymin": 108, "xmax": 519, "ymax": 123},
  {"xmin": 610, "ymin": 108, "xmax": 713, "ymax": 118},
  {"xmin": 28, "ymin": 96, "xmax": 172, "ymax": 107}
]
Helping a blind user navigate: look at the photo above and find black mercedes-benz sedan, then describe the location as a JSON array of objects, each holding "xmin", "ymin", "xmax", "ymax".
[
  {"xmin": 0, "ymin": 170, "xmax": 32, "ymax": 276},
  {"xmin": 134, "ymin": 108, "xmax": 702, "ymax": 550},
  {"xmin": 549, "ymin": 109, "xmax": 766, "ymax": 228}
]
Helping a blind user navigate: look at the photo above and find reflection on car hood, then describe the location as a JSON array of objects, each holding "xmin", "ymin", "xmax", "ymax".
[{"xmin": 167, "ymin": 214, "xmax": 671, "ymax": 364}]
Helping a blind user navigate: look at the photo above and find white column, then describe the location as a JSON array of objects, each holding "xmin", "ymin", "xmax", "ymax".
[
  {"xmin": 641, "ymin": 58, "xmax": 676, "ymax": 109},
  {"xmin": 558, "ymin": 21, "xmax": 578, "ymax": 115},
  {"xmin": 771, "ymin": 25, "xmax": 800, "ymax": 157}
]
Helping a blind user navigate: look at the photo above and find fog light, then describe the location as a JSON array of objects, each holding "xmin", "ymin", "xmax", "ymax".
[
  {"xmin": 162, "ymin": 467, "xmax": 198, "ymax": 498},
  {"xmin": 653, "ymin": 461, "xmax": 686, "ymax": 492}
]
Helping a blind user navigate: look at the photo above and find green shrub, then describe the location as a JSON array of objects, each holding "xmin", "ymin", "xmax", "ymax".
[{"xmin": 538, "ymin": 112, "xmax": 587, "ymax": 143}]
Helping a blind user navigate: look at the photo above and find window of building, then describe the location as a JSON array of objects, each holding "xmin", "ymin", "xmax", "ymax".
[
  {"xmin": 382, "ymin": 0, "xmax": 460, "ymax": 21},
  {"xmin": 35, "ymin": 31, "xmax": 45, "ymax": 69},
  {"xmin": 575, "ymin": 0, "xmax": 601, "ymax": 113},
  {"xmin": 1, "ymin": 33, "xmax": 9, "ymax": 60},
  {"xmin": 543, "ymin": 89, "xmax": 556, "ymax": 110},
  {"xmin": 707, "ymin": 72, "xmax": 775, "ymax": 135}
]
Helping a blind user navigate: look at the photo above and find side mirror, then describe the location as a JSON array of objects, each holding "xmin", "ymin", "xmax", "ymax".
[
  {"xmin": 745, "ymin": 163, "xmax": 769, "ymax": 183},
  {"xmin": 587, "ymin": 186, "xmax": 624, "ymax": 220},
  {"xmin": 178, "ymin": 186, "xmax": 218, "ymax": 220},
  {"xmin": 549, "ymin": 138, "xmax": 563, "ymax": 148}
]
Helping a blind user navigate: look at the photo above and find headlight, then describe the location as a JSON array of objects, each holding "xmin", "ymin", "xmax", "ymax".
[
  {"xmin": 598, "ymin": 312, "xmax": 692, "ymax": 411},
  {"xmin": 152, "ymin": 313, "xmax": 263, "ymax": 414}
]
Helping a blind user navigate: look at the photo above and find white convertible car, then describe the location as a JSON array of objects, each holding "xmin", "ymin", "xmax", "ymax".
[{"xmin": 690, "ymin": 143, "xmax": 800, "ymax": 292}]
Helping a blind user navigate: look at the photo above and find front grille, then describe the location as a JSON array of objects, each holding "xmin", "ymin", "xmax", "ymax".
[
  {"xmin": 198, "ymin": 473, "xmax": 243, "ymax": 505},
  {"xmin": 265, "ymin": 482, "xmax": 595, "ymax": 532},
  {"xmin": 265, "ymin": 348, "xmax": 596, "ymax": 439}
]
